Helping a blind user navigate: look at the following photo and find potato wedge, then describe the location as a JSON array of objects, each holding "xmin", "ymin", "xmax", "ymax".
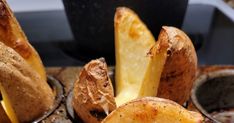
[
  {"xmin": 0, "ymin": 42, "xmax": 54, "ymax": 123},
  {"xmin": 0, "ymin": 102, "xmax": 11, "ymax": 123},
  {"xmin": 157, "ymin": 26, "xmax": 198, "ymax": 105},
  {"xmin": 102, "ymin": 97, "xmax": 203, "ymax": 123},
  {"xmin": 0, "ymin": 84, "xmax": 19, "ymax": 123},
  {"xmin": 0, "ymin": 0, "xmax": 46, "ymax": 81},
  {"xmin": 114, "ymin": 7, "xmax": 168, "ymax": 106},
  {"xmin": 73, "ymin": 58, "xmax": 116, "ymax": 123}
]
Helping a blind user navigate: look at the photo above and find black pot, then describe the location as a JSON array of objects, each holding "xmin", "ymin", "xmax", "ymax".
[{"xmin": 62, "ymin": 0, "xmax": 188, "ymax": 63}]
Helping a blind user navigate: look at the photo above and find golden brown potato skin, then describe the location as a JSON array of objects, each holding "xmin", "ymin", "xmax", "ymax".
[
  {"xmin": 0, "ymin": 0, "xmax": 46, "ymax": 81},
  {"xmin": 157, "ymin": 26, "xmax": 198, "ymax": 105},
  {"xmin": 114, "ymin": 7, "xmax": 168, "ymax": 106},
  {"xmin": 73, "ymin": 58, "xmax": 116, "ymax": 123},
  {"xmin": 0, "ymin": 104, "xmax": 11, "ymax": 123},
  {"xmin": 102, "ymin": 97, "xmax": 203, "ymax": 123},
  {"xmin": 0, "ymin": 42, "xmax": 54, "ymax": 123}
]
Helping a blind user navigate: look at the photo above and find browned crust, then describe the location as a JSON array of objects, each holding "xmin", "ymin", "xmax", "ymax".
[
  {"xmin": 0, "ymin": 0, "xmax": 46, "ymax": 81},
  {"xmin": 0, "ymin": 0, "xmax": 31, "ymax": 58},
  {"xmin": 103, "ymin": 97, "xmax": 203, "ymax": 123},
  {"xmin": 114, "ymin": 7, "xmax": 138, "ymax": 25},
  {"xmin": 147, "ymin": 37, "xmax": 169, "ymax": 58},
  {"xmin": 119, "ymin": 97, "xmax": 183, "ymax": 109},
  {"xmin": 157, "ymin": 26, "xmax": 198, "ymax": 105},
  {"xmin": 0, "ymin": 42, "xmax": 54, "ymax": 122},
  {"xmin": 73, "ymin": 58, "xmax": 116, "ymax": 123}
]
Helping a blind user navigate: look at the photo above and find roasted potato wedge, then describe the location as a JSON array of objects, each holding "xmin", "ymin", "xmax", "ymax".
[
  {"xmin": 0, "ymin": 42, "xmax": 54, "ymax": 123},
  {"xmin": 157, "ymin": 26, "xmax": 198, "ymax": 105},
  {"xmin": 73, "ymin": 58, "xmax": 116, "ymax": 123},
  {"xmin": 73, "ymin": 7, "xmax": 199, "ymax": 123},
  {"xmin": 114, "ymin": 7, "xmax": 168, "ymax": 106},
  {"xmin": 102, "ymin": 97, "xmax": 203, "ymax": 123},
  {"xmin": 0, "ymin": 0, "xmax": 46, "ymax": 81},
  {"xmin": 114, "ymin": 7, "xmax": 197, "ymax": 105}
]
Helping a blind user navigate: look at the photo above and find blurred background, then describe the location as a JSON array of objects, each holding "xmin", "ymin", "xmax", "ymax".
[{"xmin": 7, "ymin": 0, "xmax": 234, "ymax": 66}]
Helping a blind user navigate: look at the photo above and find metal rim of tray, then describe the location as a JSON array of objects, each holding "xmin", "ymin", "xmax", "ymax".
[
  {"xmin": 33, "ymin": 76, "xmax": 64, "ymax": 123},
  {"xmin": 191, "ymin": 69, "xmax": 234, "ymax": 123},
  {"xmin": 66, "ymin": 90, "xmax": 83, "ymax": 122}
]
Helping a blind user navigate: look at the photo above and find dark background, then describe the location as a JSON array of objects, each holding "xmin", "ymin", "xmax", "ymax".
[{"xmin": 13, "ymin": 2, "xmax": 234, "ymax": 66}]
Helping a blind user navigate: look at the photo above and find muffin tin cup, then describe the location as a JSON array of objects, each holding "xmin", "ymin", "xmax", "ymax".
[
  {"xmin": 33, "ymin": 76, "xmax": 64, "ymax": 123},
  {"xmin": 191, "ymin": 69, "xmax": 234, "ymax": 123}
]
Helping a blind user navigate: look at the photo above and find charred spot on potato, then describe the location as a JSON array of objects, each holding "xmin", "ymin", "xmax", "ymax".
[
  {"xmin": 90, "ymin": 110, "xmax": 107, "ymax": 121},
  {"xmin": 103, "ymin": 81, "xmax": 109, "ymax": 88},
  {"xmin": 167, "ymin": 49, "xmax": 172, "ymax": 55}
]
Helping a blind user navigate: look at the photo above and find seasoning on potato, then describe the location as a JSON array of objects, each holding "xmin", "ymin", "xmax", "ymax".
[
  {"xmin": 157, "ymin": 26, "xmax": 198, "ymax": 105},
  {"xmin": 0, "ymin": 0, "xmax": 47, "ymax": 82},
  {"xmin": 0, "ymin": 42, "xmax": 54, "ymax": 123},
  {"xmin": 73, "ymin": 58, "xmax": 116, "ymax": 123},
  {"xmin": 70, "ymin": 5, "xmax": 200, "ymax": 122},
  {"xmin": 102, "ymin": 97, "xmax": 203, "ymax": 123},
  {"xmin": 0, "ymin": 1, "xmax": 55, "ymax": 122}
]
